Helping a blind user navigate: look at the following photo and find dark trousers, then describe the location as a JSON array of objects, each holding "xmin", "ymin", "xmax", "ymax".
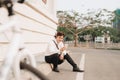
[
  {"xmin": 45, "ymin": 53, "xmax": 77, "ymax": 69},
  {"xmin": 45, "ymin": 53, "xmax": 64, "ymax": 69}
]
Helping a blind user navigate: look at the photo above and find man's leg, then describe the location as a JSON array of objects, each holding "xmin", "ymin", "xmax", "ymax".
[
  {"xmin": 51, "ymin": 53, "xmax": 60, "ymax": 72},
  {"xmin": 64, "ymin": 53, "xmax": 84, "ymax": 72},
  {"xmin": 45, "ymin": 53, "xmax": 60, "ymax": 72}
]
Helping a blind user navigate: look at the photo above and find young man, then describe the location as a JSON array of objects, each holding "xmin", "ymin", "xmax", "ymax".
[{"xmin": 45, "ymin": 32, "xmax": 84, "ymax": 72}]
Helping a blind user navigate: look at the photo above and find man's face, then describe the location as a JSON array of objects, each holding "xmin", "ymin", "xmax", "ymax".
[{"xmin": 56, "ymin": 36, "xmax": 64, "ymax": 43}]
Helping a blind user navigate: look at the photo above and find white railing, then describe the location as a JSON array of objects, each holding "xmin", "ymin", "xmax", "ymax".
[
  {"xmin": 0, "ymin": 16, "xmax": 21, "ymax": 80},
  {"xmin": 0, "ymin": 13, "xmax": 36, "ymax": 80}
]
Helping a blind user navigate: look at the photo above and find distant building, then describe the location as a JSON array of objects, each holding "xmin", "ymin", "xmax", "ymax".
[
  {"xmin": 113, "ymin": 9, "xmax": 120, "ymax": 30},
  {"xmin": 95, "ymin": 36, "xmax": 110, "ymax": 44}
]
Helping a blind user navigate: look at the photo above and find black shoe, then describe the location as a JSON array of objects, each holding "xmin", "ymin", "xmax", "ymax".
[
  {"xmin": 52, "ymin": 68, "xmax": 60, "ymax": 72},
  {"xmin": 73, "ymin": 67, "xmax": 84, "ymax": 72}
]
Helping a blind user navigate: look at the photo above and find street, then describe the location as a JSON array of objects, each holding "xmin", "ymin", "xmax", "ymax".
[{"xmin": 47, "ymin": 47, "xmax": 120, "ymax": 80}]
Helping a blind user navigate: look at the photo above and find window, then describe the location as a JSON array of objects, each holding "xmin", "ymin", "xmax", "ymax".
[{"xmin": 42, "ymin": 0, "xmax": 47, "ymax": 4}]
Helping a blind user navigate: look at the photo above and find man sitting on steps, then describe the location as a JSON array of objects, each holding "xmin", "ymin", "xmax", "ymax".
[{"xmin": 44, "ymin": 32, "xmax": 84, "ymax": 72}]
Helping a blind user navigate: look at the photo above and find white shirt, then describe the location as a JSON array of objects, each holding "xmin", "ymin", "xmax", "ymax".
[{"xmin": 45, "ymin": 38, "xmax": 66, "ymax": 55}]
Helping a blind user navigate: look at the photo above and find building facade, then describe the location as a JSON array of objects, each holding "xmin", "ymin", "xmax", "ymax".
[
  {"xmin": 113, "ymin": 9, "xmax": 120, "ymax": 30},
  {"xmin": 0, "ymin": 0, "xmax": 57, "ymax": 61}
]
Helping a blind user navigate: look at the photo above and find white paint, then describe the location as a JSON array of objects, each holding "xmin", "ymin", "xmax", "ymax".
[{"xmin": 76, "ymin": 54, "xmax": 85, "ymax": 80}]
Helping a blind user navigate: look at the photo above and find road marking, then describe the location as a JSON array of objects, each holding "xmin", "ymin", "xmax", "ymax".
[{"xmin": 76, "ymin": 54, "xmax": 85, "ymax": 80}]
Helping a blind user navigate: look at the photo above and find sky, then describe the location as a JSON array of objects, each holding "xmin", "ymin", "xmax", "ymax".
[{"xmin": 56, "ymin": 0, "xmax": 120, "ymax": 13}]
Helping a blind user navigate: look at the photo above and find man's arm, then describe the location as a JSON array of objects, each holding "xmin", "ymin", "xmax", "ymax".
[{"xmin": 48, "ymin": 41, "xmax": 60, "ymax": 54}]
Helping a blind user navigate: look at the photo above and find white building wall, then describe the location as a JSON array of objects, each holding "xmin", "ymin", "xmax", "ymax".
[{"xmin": 0, "ymin": 0, "xmax": 57, "ymax": 60}]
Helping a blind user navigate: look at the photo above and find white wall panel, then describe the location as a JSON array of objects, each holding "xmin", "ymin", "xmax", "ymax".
[{"xmin": 0, "ymin": 0, "xmax": 57, "ymax": 60}]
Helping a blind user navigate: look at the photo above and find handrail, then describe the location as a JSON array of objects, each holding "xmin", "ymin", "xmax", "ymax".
[
  {"xmin": 13, "ymin": 48, "xmax": 37, "ymax": 80},
  {"xmin": 0, "ymin": 1, "xmax": 34, "ymax": 80},
  {"xmin": 0, "ymin": 18, "xmax": 37, "ymax": 80},
  {"xmin": 0, "ymin": 0, "xmax": 50, "ymax": 80},
  {"xmin": 0, "ymin": 25, "xmax": 22, "ymax": 80}
]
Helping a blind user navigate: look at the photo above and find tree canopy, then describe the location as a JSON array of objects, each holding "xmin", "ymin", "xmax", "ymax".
[{"xmin": 57, "ymin": 9, "xmax": 120, "ymax": 43}]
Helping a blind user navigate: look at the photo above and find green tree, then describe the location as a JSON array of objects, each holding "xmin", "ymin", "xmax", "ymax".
[
  {"xmin": 79, "ymin": 26, "xmax": 120, "ymax": 43},
  {"xmin": 57, "ymin": 9, "xmax": 115, "ymax": 46},
  {"xmin": 57, "ymin": 10, "xmax": 83, "ymax": 47},
  {"xmin": 82, "ymin": 9, "xmax": 114, "ymax": 27}
]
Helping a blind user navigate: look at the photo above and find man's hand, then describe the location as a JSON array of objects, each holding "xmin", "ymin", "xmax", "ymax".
[
  {"xmin": 59, "ymin": 53, "xmax": 64, "ymax": 60},
  {"xmin": 60, "ymin": 47, "xmax": 66, "ymax": 52},
  {"xmin": 59, "ymin": 47, "xmax": 66, "ymax": 60}
]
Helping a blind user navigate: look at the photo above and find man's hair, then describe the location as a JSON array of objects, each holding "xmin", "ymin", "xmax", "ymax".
[{"xmin": 54, "ymin": 32, "xmax": 65, "ymax": 38}]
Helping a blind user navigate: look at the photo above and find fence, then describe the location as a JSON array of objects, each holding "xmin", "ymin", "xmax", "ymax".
[{"xmin": 65, "ymin": 41, "xmax": 120, "ymax": 49}]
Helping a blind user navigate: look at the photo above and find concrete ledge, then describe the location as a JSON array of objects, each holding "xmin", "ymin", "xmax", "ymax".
[
  {"xmin": 36, "ymin": 62, "xmax": 52, "ymax": 75},
  {"xmin": 35, "ymin": 53, "xmax": 52, "ymax": 75}
]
